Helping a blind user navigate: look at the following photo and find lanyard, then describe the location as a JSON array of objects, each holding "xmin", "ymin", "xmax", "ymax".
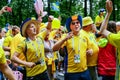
[
  {"xmin": 72, "ymin": 36, "xmax": 80, "ymax": 54},
  {"xmin": 28, "ymin": 38, "xmax": 42, "ymax": 58}
]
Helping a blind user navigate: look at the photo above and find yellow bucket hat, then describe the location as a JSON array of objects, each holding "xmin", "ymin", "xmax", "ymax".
[
  {"xmin": 20, "ymin": 17, "xmax": 40, "ymax": 37},
  {"xmin": 82, "ymin": 16, "xmax": 93, "ymax": 27}
]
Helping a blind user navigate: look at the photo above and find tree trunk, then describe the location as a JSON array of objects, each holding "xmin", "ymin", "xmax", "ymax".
[
  {"xmin": 112, "ymin": 0, "xmax": 115, "ymax": 21},
  {"xmin": 69, "ymin": 0, "xmax": 72, "ymax": 13},
  {"xmin": 89, "ymin": 0, "xmax": 92, "ymax": 17},
  {"xmin": 48, "ymin": 0, "xmax": 50, "ymax": 16},
  {"xmin": 84, "ymin": 0, "xmax": 87, "ymax": 17}
]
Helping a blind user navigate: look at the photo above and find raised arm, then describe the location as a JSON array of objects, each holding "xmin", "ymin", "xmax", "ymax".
[
  {"xmin": 53, "ymin": 32, "xmax": 73, "ymax": 51},
  {"xmin": 46, "ymin": 15, "xmax": 54, "ymax": 30},
  {"xmin": 100, "ymin": 0, "xmax": 113, "ymax": 37},
  {"xmin": 0, "ymin": 6, "xmax": 8, "ymax": 15}
]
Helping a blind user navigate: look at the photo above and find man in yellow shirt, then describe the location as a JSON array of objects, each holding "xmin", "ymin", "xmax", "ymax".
[
  {"xmin": 10, "ymin": 33, "xmax": 26, "ymax": 80},
  {"xmin": 95, "ymin": 8, "xmax": 105, "ymax": 30},
  {"xmin": 100, "ymin": 0, "xmax": 120, "ymax": 80},
  {"xmin": 53, "ymin": 15, "xmax": 92, "ymax": 80},
  {"xmin": 3, "ymin": 26, "xmax": 20, "ymax": 59},
  {"xmin": 80, "ymin": 16, "xmax": 99, "ymax": 80}
]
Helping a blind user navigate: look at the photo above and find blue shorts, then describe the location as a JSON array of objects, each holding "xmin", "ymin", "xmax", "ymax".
[{"xmin": 64, "ymin": 69, "xmax": 91, "ymax": 80}]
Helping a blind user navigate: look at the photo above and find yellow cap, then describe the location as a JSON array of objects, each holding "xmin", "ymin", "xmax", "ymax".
[{"xmin": 82, "ymin": 16, "xmax": 93, "ymax": 27}]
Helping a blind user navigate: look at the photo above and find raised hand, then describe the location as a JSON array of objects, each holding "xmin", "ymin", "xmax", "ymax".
[
  {"xmin": 48, "ymin": 15, "xmax": 54, "ymax": 22},
  {"xmin": 106, "ymin": 0, "xmax": 113, "ymax": 13},
  {"xmin": 1, "ymin": 6, "xmax": 8, "ymax": 12},
  {"xmin": 65, "ymin": 32, "xmax": 73, "ymax": 40}
]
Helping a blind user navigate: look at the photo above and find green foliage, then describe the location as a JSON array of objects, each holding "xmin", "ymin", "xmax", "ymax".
[
  {"xmin": 58, "ymin": 0, "xmax": 84, "ymax": 25},
  {"xmin": 0, "ymin": 0, "xmax": 120, "ymax": 28},
  {"xmin": 0, "ymin": 0, "xmax": 36, "ymax": 27}
]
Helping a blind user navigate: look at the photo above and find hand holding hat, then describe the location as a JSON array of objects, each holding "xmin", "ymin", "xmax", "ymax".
[
  {"xmin": 5, "ymin": 7, "xmax": 12, "ymax": 12},
  {"xmin": 1, "ymin": 6, "xmax": 12, "ymax": 13},
  {"xmin": 1, "ymin": 6, "xmax": 8, "ymax": 13}
]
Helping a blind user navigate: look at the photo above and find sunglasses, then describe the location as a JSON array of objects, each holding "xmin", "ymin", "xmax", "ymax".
[{"xmin": 71, "ymin": 21, "xmax": 80, "ymax": 25}]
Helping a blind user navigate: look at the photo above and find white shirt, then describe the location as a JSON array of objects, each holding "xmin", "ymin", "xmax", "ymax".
[{"xmin": 0, "ymin": 37, "xmax": 4, "ymax": 47}]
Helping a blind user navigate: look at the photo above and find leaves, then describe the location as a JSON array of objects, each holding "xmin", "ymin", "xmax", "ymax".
[{"xmin": 0, "ymin": 0, "xmax": 119, "ymax": 28}]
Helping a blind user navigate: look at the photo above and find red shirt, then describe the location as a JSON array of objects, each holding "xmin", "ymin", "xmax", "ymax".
[{"xmin": 97, "ymin": 43, "xmax": 116, "ymax": 76}]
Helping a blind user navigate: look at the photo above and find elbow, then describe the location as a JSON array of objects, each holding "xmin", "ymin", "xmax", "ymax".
[
  {"xmin": 11, "ymin": 55, "xmax": 15, "ymax": 62},
  {"xmin": 52, "ymin": 46, "xmax": 57, "ymax": 51},
  {"xmin": 99, "ymin": 29, "xmax": 106, "ymax": 35},
  {"xmin": 11, "ymin": 53, "xmax": 18, "ymax": 63},
  {"xmin": 53, "ymin": 46, "xmax": 59, "ymax": 51}
]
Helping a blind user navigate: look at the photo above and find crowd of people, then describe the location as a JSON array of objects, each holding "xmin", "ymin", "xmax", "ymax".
[{"xmin": 0, "ymin": 0, "xmax": 120, "ymax": 80}]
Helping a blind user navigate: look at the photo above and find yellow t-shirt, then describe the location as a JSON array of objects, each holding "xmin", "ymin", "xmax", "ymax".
[
  {"xmin": 16, "ymin": 31, "xmax": 47, "ymax": 77},
  {"xmin": 3, "ymin": 35, "xmax": 13, "ymax": 47},
  {"xmin": 10, "ymin": 33, "xmax": 25, "ymax": 60},
  {"xmin": 107, "ymin": 32, "xmax": 120, "ymax": 65},
  {"xmin": 39, "ymin": 23, "xmax": 47, "ymax": 32},
  {"xmin": 37, "ymin": 28, "xmax": 47, "ymax": 40},
  {"xmin": 5, "ymin": 30, "xmax": 12, "ymax": 37},
  {"xmin": 62, "ymin": 32, "xmax": 90, "ymax": 73},
  {"xmin": 49, "ymin": 30, "xmax": 57, "ymax": 40},
  {"xmin": 0, "ymin": 47, "xmax": 6, "ymax": 64},
  {"xmin": 95, "ymin": 15, "xmax": 104, "ymax": 27},
  {"xmin": 80, "ymin": 29, "xmax": 99, "ymax": 66}
]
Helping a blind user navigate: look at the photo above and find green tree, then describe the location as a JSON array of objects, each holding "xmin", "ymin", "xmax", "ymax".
[{"xmin": 0, "ymin": 0, "xmax": 120, "ymax": 28}]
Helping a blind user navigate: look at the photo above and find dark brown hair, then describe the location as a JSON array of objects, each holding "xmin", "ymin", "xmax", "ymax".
[{"xmin": 107, "ymin": 21, "xmax": 116, "ymax": 33}]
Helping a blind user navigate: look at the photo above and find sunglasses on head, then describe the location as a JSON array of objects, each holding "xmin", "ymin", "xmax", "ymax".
[{"xmin": 71, "ymin": 21, "xmax": 80, "ymax": 25}]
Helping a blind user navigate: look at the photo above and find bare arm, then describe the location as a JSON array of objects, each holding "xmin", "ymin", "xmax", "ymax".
[
  {"xmin": 53, "ymin": 37, "xmax": 67, "ymax": 51},
  {"xmin": 0, "ymin": 63, "xmax": 16, "ymax": 80},
  {"xmin": 11, "ymin": 52, "xmax": 36, "ymax": 68},
  {"xmin": 53, "ymin": 32, "xmax": 73, "ymax": 51},
  {"xmin": 3, "ymin": 46, "xmax": 11, "ymax": 51},
  {"xmin": 100, "ymin": 0, "xmax": 113, "ymax": 37},
  {"xmin": 0, "ymin": 6, "xmax": 8, "ymax": 15},
  {"xmin": 46, "ymin": 15, "xmax": 54, "ymax": 30}
]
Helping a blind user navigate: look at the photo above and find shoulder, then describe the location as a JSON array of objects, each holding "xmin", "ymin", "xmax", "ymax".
[{"xmin": 108, "ymin": 32, "xmax": 120, "ymax": 41}]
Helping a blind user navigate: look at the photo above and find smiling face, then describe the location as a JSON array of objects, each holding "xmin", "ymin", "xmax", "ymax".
[
  {"xmin": 70, "ymin": 20, "xmax": 81, "ymax": 34},
  {"xmin": 26, "ymin": 23, "xmax": 37, "ymax": 37}
]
